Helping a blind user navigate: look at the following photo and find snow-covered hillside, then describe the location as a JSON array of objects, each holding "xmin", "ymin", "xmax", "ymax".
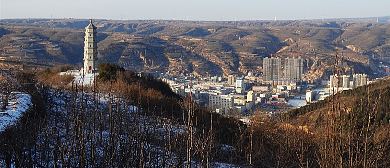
[
  {"xmin": 0, "ymin": 92, "xmax": 32, "ymax": 132},
  {"xmin": 30, "ymin": 88, "xmax": 242, "ymax": 167}
]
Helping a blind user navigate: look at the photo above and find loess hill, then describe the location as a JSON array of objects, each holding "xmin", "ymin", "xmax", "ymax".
[{"xmin": 1, "ymin": 19, "xmax": 390, "ymax": 79}]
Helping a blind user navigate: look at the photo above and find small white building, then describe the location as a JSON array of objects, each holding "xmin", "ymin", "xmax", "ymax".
[
  {"xmin": 306, "ymin": 90, "xmax": 317, "ymax": 103},
  {"xmin": 247, "ymin": 91, "xmax": 255, "ymax": 102},
  {"xmin": 235, "ymin": 78, "xmax": 246, "ymax": 90}
]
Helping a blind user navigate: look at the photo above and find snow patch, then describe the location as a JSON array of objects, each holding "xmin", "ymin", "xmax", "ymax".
[
  {"xmin": 211, "ymin": 162, "xmax": 242, "ymax": 168},
  {"xmin": 60, "ymin": 70, "xmax": 98, "ymax": 86},
  {"xmin": 288, "ymin": 97, "xmax": 307, "ymax": 107},
  {"xmin": 73, "ymin": 73, "xmax": 98, "ymax": 86},
  {"xmin": 0, "ymin": 92, "xmax": 32, "ymax": 132}
]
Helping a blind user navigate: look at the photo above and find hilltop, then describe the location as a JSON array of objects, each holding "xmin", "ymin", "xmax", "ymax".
[
  {"xmin": 1, "ymin": 63, "xmax": 390, "ymax": 167},
  {"xmin": 1, "ymin": 19, "xmax": 390, "ymax": 79}
]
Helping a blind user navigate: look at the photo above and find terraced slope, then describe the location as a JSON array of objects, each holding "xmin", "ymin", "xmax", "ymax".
[{"xmin": 1, "ymin": 19, "xmax": 390, "ymax": 79}]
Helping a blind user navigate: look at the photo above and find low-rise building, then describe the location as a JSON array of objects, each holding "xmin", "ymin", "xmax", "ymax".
[
  {"xmin": 252, "ymin": 85, "xmax": 269, "ymax": 92},
  {"xmin": 208, "ymin": 94, "xmax": 234, "ymax": 114},
  {"xmin": 247, "ymin": 91, "xmax": 255, "ymax": 102}
]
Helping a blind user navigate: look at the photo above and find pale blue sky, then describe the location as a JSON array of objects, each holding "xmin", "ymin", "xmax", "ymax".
[{"xmin": 0, "ymin": 0, "xmax": 389, "ymax": 21}]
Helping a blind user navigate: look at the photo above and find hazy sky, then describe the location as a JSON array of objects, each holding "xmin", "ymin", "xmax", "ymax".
[{"xmin": 0, "ymin": 0, "xmax": 389, "ymax": 21}]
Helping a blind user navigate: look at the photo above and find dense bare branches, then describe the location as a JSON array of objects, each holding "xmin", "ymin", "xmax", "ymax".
[{"xmin": 2, "ymin": 67, "xmax": 390, "ymax": 167}]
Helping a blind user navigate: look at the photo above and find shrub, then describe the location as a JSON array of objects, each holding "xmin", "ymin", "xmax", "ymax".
[{"xmin": 97, "ymin": 63, "xmax": 125, "ymax": 82}]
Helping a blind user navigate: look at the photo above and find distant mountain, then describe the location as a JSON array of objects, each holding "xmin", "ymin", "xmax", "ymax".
[
  {"xmin": 1, "ymin": 19, "xmax": 390, "ymax": 79},
  {"xmin": 320, "ymin": 16, "xmax": 390, "ymax": 23}
]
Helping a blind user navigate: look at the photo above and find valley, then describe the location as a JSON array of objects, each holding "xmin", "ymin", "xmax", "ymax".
[{"xmin": 1, "ymin": 19, "xmax": 390, "ymax": 80}]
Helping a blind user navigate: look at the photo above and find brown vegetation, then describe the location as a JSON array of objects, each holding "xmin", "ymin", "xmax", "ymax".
[
  {"xmin": 281, "ymin": 77, "xmax": 390, "ymax": 167},
  {"xmin": 2, "ymin": 64, "xmax": 390, "ymax": 167},
  {"xmin": 35, "ymin": 64, "xmax": 75, "ymax": 89}
]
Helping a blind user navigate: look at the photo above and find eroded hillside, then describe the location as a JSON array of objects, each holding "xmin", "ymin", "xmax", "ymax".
[{"xmin": 1, "ymin": 19, "xmax": 389, "ymax": 79}]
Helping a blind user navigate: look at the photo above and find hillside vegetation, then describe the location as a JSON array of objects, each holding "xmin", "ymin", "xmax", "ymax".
[
  {"xmin": 0, "ymin": 65, "xmax": 389, "ymax": 167},
  {"xmin": 281, "ymin": 77, "xmax": 390, "ymax": 167}
]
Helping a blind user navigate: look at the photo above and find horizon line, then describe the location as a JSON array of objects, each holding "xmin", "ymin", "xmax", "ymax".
[{"xmin": 0, "ymin": 15, "xmax": 389, "ymax": 22}]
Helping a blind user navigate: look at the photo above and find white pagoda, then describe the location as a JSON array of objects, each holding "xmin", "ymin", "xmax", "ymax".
[{"xmin": 83, "ymin": 19, "xmax": 98, "ymax": 74}]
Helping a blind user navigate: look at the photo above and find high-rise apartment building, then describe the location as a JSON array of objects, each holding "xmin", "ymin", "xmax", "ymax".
[
  {"xmin": 263, "ymin": 57, "xmax": 281, "ymax": 82},
  {"xmin": 227, "ymin": 75, "xmax": 235, "ymax": 86},
  {"xmin": 284, "ymin": 57, "xmax": 303, "ymax": 82}
]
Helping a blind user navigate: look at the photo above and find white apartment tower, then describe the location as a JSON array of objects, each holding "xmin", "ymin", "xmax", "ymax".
[
  {"xmin": 330, "ymin": 75, "xmax": 350, "ymax": 89},
  {"xmin": 353, "ymin": 74, "xmax": 368, "ymax": 88},
  {"xmin": 83, "ymin": 19, "xmax": 98, "ymax": 74},
  {"xmin": 235, "ymin": 78, "xmax": 245, "ymax": 89}
]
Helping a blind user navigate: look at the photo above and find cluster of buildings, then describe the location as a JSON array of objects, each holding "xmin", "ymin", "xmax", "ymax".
[
  {"xmin": 305, "ymin": 73, "xmax": 370, "ymax": 103},
  {"xmin": 164, "ymin": 55, "xmax": 373, "ymax": 116},
  {"xmin": 329, "ymin": 74, "xmax": 368, "ymax": 90},
  {"xmin": 164, "ymin": 71, "xmax": 298, "ymax": 116},
  {"xmin": 160, "ymin": 56, "xmax": 309, "ymax": 116}
]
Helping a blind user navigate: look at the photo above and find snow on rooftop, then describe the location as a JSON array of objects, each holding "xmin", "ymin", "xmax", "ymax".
[
  {"xmin": 0, "ymin": 92, "xmax": 32, "ymax": 132},
  {"xmin": 288, "ymin": 97, "xmax": 307, "ymax": 107}
]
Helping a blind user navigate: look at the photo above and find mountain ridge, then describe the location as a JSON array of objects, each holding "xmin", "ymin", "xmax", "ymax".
[{"xmin": 1, "ymin": 19, "xmax": 390, "ymax": 79}]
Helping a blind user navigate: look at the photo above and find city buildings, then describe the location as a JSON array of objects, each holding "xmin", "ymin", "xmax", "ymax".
[
  {"xmin": 329, "ymin": 74, "xmax": 368, "ymax": 90},
  {"xmin": 235, "ymin": 78, "xmax": 245, "ymax": 89},
  {"xmin": 342, "ymin": 75, "xmax": 350, "ymax": 88},
  {"xmin": 247, "ymin": 91, "xmax": 255, "ymax": 102},
  {"xmin": 263, "ymin": 57, "xmax": 303, "ymax": 86},
  {"xmin": 235, "ymin": 78, "xmax": 246, "ymax": 93}
]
